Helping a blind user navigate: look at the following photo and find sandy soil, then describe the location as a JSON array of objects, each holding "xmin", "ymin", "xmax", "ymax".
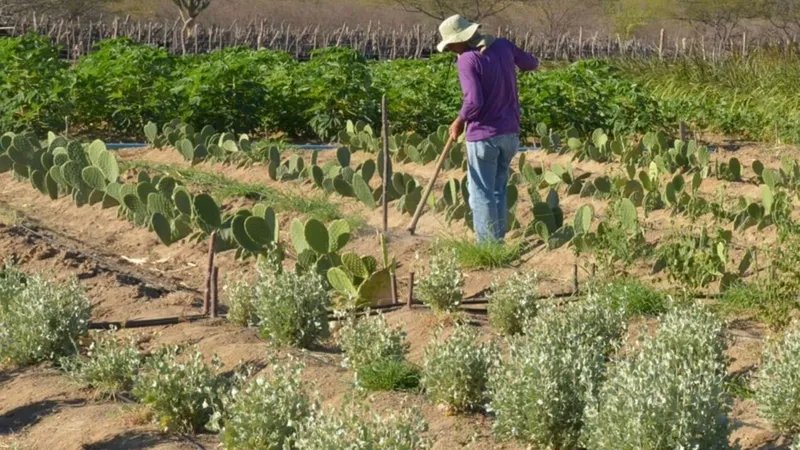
[{"xmin": 0, "ymin": 136, "xmax": 797, "ymax": 449}]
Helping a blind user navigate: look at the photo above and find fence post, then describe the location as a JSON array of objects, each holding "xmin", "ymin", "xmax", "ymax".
[{"xmin": 658, "ymin": 28, "xmax": 664, "ymax": 61}]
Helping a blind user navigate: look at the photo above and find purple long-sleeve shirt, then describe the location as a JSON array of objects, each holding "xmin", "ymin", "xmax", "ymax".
[{"xmin": 457, "ymin": 38, "xmax": 539, "ymax": 142}]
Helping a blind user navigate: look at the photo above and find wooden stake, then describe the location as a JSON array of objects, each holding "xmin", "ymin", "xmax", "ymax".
[
  {"xmin": 407, "ymin": 272, "xmax": 415, "ymax": 309},
  {"xmin": 211, "ymin": 266, "xmax": 219, "ymax": 318},
  {"xmin": 381, "ymin": 95, "xmax": 390, "ymax": 233},
  {"xmin": 572, "ymin": 263, "xmax": 579, "ymax": 293},
  {"xmin": 390, "ymin": 272, "xmax": 398, "ymax": 305},
  {"xmin": 658, "ymin": 28, "xmax": 664, "ymax": 61},
  {"xmin": 204, "ymin": 232, "xmax": 216, "ymax": 315}
]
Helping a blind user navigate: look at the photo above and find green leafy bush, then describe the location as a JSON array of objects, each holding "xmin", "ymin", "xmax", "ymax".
[
  {"xmin": 518, "ymin": 59, "xmax": 664, "ymax": 138},
  {"xmin": 583, "ymin": 306, "xmax": 731, "ymax": 450},
  {"xmin": 756, "ymin": 326, "xmax": 800, "ymax": 433},
  {"xmin": 372, "ymin": 53, "xmax": 461, "ymax": 136},
  {"xmin": 295, "ymin": 402, "xmax": 430, "ymax": 450},
  {"xmin": 488, "ymin": 295, "xmax": 625, "ymax": 448},
  {"xmin": 210, "ymin": 359, "xmax": 313, "ymax": 450},
  {"xmin": 422, "ymin": 324, "xmax": 497, "ymax": 413},
  {"xmin": 488, "ymin": 272, "xmax": 540, "ymax": 335},
  {"xmin": 132, "ymin": 345, "xmax": 231, "ymax": 433},
  {"xmin": 0, "ymin": 264, "xmax": 91, "ymax": 366},
  {"xmin": 357, "ymin": 358, "xmax": 421, "ymax": 392},
  {"xmin": 172, "ymin": 47, "xmax": 298, "ymax": 134},
  {"xmin": 72, "ymin": 38, "xmax": 176, "ymax": 135},
  {"xmin": 596, "ymin": 277, "xmax": 669, "ymax": 316},
  {"xmin": 416, "ymin": 249, "xmax": 464, "ymax": 313},
  {"xmin": 61, "ymin": 329, "xmax": 142, "ymax": 397},
  {"xmin": 0, "ymin": 32, "xmax": 72, "ymax": 132},
  {"xmin": 253, "ymin": 268, "xmax": 330, "ymax": 348},
  {"xmin": 300, "ymin": 47, "xmax": 378, "ymax": 140}
]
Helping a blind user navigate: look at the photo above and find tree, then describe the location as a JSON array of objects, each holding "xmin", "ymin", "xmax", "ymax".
[
  {"xmin": 760, "ymin": 0, "xmax": 800, "ymax": 41},
  {"xmin": 388, "ymin": 0, "xmax": 517, "ymax": 21},
  {"xmin": 673, "ymin": 0, "xmax": 756, "ymax": 42},
  {"xmin": 172, "ymin": 0, "xmax": 211, "ymax": 53}
]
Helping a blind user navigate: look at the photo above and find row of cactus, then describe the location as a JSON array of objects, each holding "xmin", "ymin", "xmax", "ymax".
[
  {"xmin": 1, "ymin": 132, "xmax": 120, "ymax": 208},
  {"xmin": 1, "ymin": 131, "xmax": 283, "ymax": 260},
  {"xmin": 144, "ymin": 120, "xmax": 253, "ymax": 165},
  {"xmin": 338, "ymin": 120, "xmax": 466, "ymax": 170}
]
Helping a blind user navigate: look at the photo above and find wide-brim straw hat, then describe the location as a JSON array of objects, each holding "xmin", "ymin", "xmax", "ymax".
[{"xmin": 437, "ymin": 15, "xmax": 480, "ymax": 52}]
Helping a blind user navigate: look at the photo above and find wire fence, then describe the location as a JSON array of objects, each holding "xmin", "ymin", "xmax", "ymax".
[{"xmin": 2, "ymin": 12, "xmax": 798, "ymax": 61}]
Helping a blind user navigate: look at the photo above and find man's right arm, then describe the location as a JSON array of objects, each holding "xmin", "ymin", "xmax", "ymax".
[{"xmin": 511, "ymin": 43, "xmax": 538, "ymax": 72}]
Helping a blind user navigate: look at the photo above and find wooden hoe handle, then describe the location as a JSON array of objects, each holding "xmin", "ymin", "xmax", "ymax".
[{"xmin": 407, "ymin": 135, "xmax": 456, "ymax": 235}]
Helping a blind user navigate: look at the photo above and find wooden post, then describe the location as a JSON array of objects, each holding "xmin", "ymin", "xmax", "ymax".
[
  {"xmin": 679, "ymin": 121, "xmax": 688, "ymax": 141},
  {"xmin": 658, "ymin": 28, "xmax": 664, "ymax": 61},
  {"xmin": 390, "ymin": 273, "xmax": 398, "ymax": 305},
  {"xmin": 211, "ymin": 266, "xmax": 219, "ymax": 318},
  {"xmin": 381, "ymin": 95, "xmax": 390, "ymax": 233},
  {"xmin": 204, "ymin": 232, "xmax": 216, "ymax": 315},
  {"xmin": 572, "ymin": 263, "xmax": 579, "ymax": 293},
  {"xmin": 407, "ymin": 272, "xmax": 415, "ymax": 309},
  {"xmin": 742, "ymin": 32, "xmax": 747, "ymax": 57}
]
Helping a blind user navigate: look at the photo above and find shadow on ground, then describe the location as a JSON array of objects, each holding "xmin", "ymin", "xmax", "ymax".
[{"xmin": 0, "ymin": 399, "xmax": 83, "ymax": 435}]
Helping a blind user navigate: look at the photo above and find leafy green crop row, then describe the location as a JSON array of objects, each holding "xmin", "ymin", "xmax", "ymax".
[{"xmin": 1, "ymin": 33, "xmax": 666, "ymax": 140}]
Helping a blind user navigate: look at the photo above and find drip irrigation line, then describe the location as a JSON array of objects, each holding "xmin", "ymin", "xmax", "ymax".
[
  {"xmin": 8, "ymin": 221, "xmax": 200, "ymax": 295},
  {"xmin": 103, "ymin": 142, "xmax": 543, "ymax": 152},
  {"xmin": 89, "ymin": 314, "xmax": 208, "ymax": 330}
]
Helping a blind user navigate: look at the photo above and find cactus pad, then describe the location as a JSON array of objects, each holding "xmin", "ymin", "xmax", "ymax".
[
  {"xmin": 244, "ymin": 216, "xmax": 275, "ymax": 246},
  {"xmin": 193, "ymin": 193, "xmax": 222, "ymax": 229},
  {"xmin": 352, "ymin": 174, "xmax": 376, "ymax": 208},
  {"xmin": 81, "ymin": 166, "xmax": 107, "ymax": 191},
  {"xmin": 304, "ymin": 218, "xmax": 329, "ymax": 255},
  {"xmin": 327, "ymin": 219, "xmax": 351, "ymax": 252},
  {"xmin": 326, "ymin": 267, "xmax": 357, "ymax": 296}
]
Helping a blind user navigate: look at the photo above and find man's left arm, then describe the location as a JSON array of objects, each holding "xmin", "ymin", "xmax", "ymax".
[{"xmin": 451, "ymin": 55, "xmax": 482, "ymax": 140}]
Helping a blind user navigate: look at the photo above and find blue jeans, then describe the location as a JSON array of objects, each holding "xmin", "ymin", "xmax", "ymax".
[{"xmin": 466, "ymin": 133, "xmax": 519, "ymax": 242}]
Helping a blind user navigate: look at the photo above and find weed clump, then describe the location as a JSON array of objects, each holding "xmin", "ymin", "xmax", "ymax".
[{"xmin": 596, "ymin": 277, "xmax": 669, "ymax": 317}]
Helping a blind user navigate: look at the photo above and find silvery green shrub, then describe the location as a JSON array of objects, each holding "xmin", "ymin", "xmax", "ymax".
[
  {"xmin": 210, "ymin": 359, "xmax": 314, "ymax": 450},
  {"xmin": 254, "ymin": 268, "xmax": 330, "ymax": 348},
  {"xmin": 583, "ymin": 306, "xmax": 731, "ymax": 450},
  {"xmin": 336, "ymin": 313, "xmax": 409, "ymax": 372},
  {"xmin": 416, "ymin": 249, "xmax": 464, "ymax": 313},
  {"xmin": 756, "ymin": 326, "xmax": 800, "ymax": 433},
  {"xmin": 132, "ymin": 345, "xmax": 231, "ymax": 433},
  {"xmin": 295, "ymin": 403, "xmax": 430, "ymax": 450},
  {"xmin": 62, "ymin": 329, "xmax": 142, "ymax": 397},
  {"xmin": 488, "ymin": 295, "xmax": 625, "ymax": 448},
  {"xmin": 224, "ymin": 277, "xmax": 257, "ymax": 327},
  {"xmin": 422, "ymin": 324, "xmax": 498, "ymax": 412},
  {"xmin": 0, "ymin": 264, "xmax": 91, "ymax": 366},
  {"xmin": 488, "ymin": 272, "xmax": 539, "ymax": 335}
]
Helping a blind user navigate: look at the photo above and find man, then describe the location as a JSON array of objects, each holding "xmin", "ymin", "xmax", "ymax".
[{"xmin": 437, "ymin": 15, "xmax": 538, "ymax": 243}]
